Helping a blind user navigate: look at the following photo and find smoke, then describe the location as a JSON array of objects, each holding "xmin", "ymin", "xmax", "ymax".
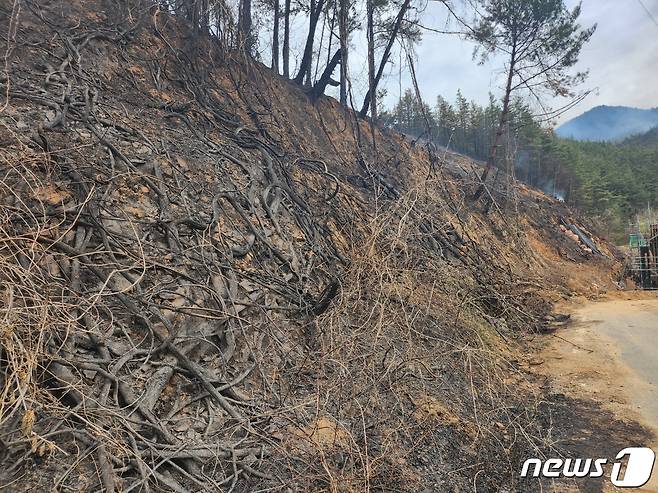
[
  {"xmin": 514, "ymin": 150, "xmax": 565, "ymax": 201},
  {"xmin": 536, "ymin": 177, "xmax": 565, "ymax": 201},
  {"xmin": 514, "ymin": 150, "xmax": 531, "ymax": 180}
]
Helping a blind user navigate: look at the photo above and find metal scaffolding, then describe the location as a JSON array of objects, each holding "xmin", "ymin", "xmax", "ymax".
[{"xmin": 628, "ymin": 215, "xmax": 658, "ymax": 290}]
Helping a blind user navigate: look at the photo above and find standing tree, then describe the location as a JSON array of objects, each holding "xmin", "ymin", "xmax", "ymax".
[
  {"xmin": 455, "ymin": 89, "xmax": 469, "ymax": 150},
  {"xmin": 366, "ymin": 0, "xmax": 377, "ymax": 119},
  {"xmin": 283, "ymin": 0, "xmax": 291, "ymax": 76},
  {"xmin": 237, "ymin": 0, "xmax": 254, "ymax": 54},
  {"xmin": 359, "ymin": 0, "xmax": 415, "ymax": 118},
  {"xmin": 294, "ymin": 0, "xmax": 327, "ymax": 84},
  {"xmin": 470, "ymin": 0, "xmax": 595, "ymax": 200},
  {"xmin": 272, "ymin": 0, "xmax": 280, "ymax": 72},
  {"xmin": 436, "ymin": 95, "xmax": 457, "ymax": 146},
  {"xmin": 338, "ymin": 0, "xmax": 349, "ymax": 105}
]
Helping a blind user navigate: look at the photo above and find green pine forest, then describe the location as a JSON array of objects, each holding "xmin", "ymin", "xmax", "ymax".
[{"xmin": 381, "ymin": 90, "xmax": 658, "ymax": 243}]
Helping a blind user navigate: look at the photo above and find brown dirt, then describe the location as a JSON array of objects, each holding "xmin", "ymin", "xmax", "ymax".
[{"xmin": 538, "ymin": 292, "xmax": 658, "ymax": 492}]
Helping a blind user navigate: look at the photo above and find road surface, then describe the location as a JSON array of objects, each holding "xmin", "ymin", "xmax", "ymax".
[
  {"xmin": 577, "ymin": 298, "xmax": 658, "ymax": 425},
  {"xmin": 541, "ymin": 295, "xmax": 658, "ymax": 492}
]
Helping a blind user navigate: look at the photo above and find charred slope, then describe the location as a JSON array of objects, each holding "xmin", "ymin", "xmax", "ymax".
[{"xmin": 0, "ymin": 1, "xmax": 633, "ymax": 492}]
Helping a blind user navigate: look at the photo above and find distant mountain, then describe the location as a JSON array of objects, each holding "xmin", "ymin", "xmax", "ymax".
[
  {"xmin": 556, "ymin": 105, "xmax": 658, "ymax": 142},
  {"xmin": 622, "ymin": 126, "xmax": 658, "ymax": 149}
]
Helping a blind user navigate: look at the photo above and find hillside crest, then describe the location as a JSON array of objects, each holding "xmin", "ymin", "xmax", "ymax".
[{"xmin": 557, "ymin": 105, "xmax": 658, "ymax": 141}]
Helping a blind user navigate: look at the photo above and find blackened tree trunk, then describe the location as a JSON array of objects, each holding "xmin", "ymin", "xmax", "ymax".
[
  {"xmin": 283, "ymin": 0, "xmax": 291, "ymax": 76},
  {"xmin": 366, "ymin": 0, "xmax": 376, "ymax": 120},
  {"xmin": 305, "ymin": 0, "xmax": 317, "ymax": 85},
  {"xmin": 200, "ymin": 0, "xmax": 209, "ymax": 31},
  {"xmin": 359, "ymin": 0, "xmax": 411, "ymax": 117},
  {"xmin": 339, "ymin": 0, "xmax": 348, "ymax": 105},
  {"xmin": 238, "ymin": 0, "xmax": 253, "ymax": 54},
  {"xmin": 294, "ymin": 0, "xmax": 326, "ymax": 84},
  {"xmin": 309, "ymin": 49, "xmax": 341, "ymax": 100},
  {"xmin": 272, "ymin": 0, "xmax": 280, "ymax": 72}
]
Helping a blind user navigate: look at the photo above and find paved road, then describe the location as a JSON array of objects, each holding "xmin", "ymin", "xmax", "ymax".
[
  {"xmin": 544, "ymin": 296, "xmax": 658, "ymax": 492},
  {"xmin": 577, "ymin": 299, "xmax": 658, "ymax": 427}
]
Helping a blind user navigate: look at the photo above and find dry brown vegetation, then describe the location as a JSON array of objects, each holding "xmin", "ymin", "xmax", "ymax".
[{"xmin": 0, "ymin": 1, "xmax": 635, "ymax": 492}]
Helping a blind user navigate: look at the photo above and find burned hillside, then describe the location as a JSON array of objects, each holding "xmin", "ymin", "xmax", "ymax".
[{"xmin": 0, "ymin": 1, "xmax": 636, "ymax": 492}]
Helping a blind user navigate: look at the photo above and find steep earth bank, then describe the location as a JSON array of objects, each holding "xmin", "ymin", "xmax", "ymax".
[{"xmin": 0, "ymin": 1, "xmax": 643, "ymax": 491}]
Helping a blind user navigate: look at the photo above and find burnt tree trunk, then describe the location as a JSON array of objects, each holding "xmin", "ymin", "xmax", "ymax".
[
  {"xmin": 283, "ymin": 0, "xmax": 291, "ymax": 76},
  {"xmin": 305, "ymin": 0, "xmax": 317, "ymax": 85},
  {"xmin": 359, "ymin": 0, "xmax": 411, "ymax": 118},
  {"xmin": 309, "ymin": 49, "xmax": 341, "ymax": 100},
  {"xmin": 338, "ymin": 0, "xmax": 348, "ymax": 106},
  {"xmin": 238, "ymin": 0, "xmax": 253, "ymax": 54},
  {"xmin": 272, "ymin": 0, "xmax": 280, "ymax": 72},
  {"xmin": 366, "ymin": 0, "xmax": 376, "ymax": 119},
  {"xmin": 294, "ymin": 0, "xmax": 326, "ymax": 84}
]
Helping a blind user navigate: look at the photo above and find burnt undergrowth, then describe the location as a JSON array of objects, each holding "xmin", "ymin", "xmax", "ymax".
[{"xmin": 0, "ymin": 1, "xmax": 630, "ymax": 491}]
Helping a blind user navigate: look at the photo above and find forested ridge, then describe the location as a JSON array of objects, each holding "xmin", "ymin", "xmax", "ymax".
[{"xmin": 383, "ymin": 90, "xmax": 658, "ymax": 242}]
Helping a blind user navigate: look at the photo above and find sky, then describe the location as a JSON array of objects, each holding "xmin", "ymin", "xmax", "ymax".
[
  {"xmin": 371, "ymin": 0, "xmax": 658, "ymax": 125},
  {"xmin": 385, "ymin": 0, "xmax": 658, "ymax": 123},
  {"xmin": 261, "ymin": 0, "xmax": 658, "ymax": 125}
]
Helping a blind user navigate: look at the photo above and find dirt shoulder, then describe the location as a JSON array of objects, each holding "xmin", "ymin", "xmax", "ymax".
[{"xmin": 537, "ymin": 291, "xmax": 658, "ymax": 492}]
